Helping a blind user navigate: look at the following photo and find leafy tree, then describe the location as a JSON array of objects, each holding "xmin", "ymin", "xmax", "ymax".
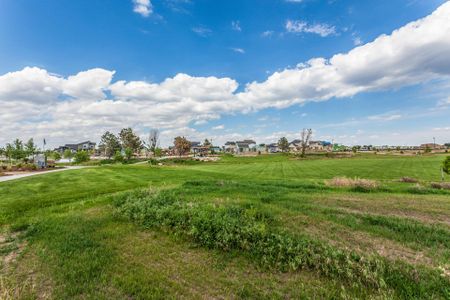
[
  {"xmin": 0, "ymin": 147, "xmax": 4, "ymax": 157},
  {"xmin": 124, "ymin": 147, "xmax": 133, "ymax": 161},
  {"xmin": 5, "ymin": 144, "xmax": 13, "ymax": 165},
  {"xmin": 99, "ymin": 131, "xmax": 121, "ymax": 158},
  {"xmin": 113, "ymin": 150, "xmax": 124, "ymax": 163},
  {"xmin": 174, "ymin": 136, "xmax": 191, "ymax": 156},
  {"xmin": 119, "ymin": 128, "xmax": 142, "ymax": 153},
  {"xmin": 51, "ymin": 151, "xmax": 61, "ymax": 161},
  {"xmin": 278, "ymin": 137, "xmax": 289, "ymax": 153},
  {"xmin": 154, "ymin": 147, "xmax": 162, "ymax": 157},
  {"xmin": 443, "ymin": 156, "xmax": 450, "ymax": 175},
  {"xmin": 63, "ymin": 149, "xmax": 74, "ymax": 160},
  {"xmin": 74, "ymin": 151, "xmax": 90, "ymax": 164},
  {"xmin": 11, "ymin": 139, "xmax": 25, "ymax": 161},
  {"xmin": 203, "ymin": 139, "xmax": 212, "ymax": 147},
  {"xmin": 25, "ymin": 138, "xmax": 37, "ymax": 157}
]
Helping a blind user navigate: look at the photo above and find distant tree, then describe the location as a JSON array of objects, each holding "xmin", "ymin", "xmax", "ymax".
[
  {"xmin": 174, "ymin": 136, "xmax": 191, "ymax": 156},
  {"xmin": 443, "ymin": 156, "xmax": 450, "ymax": 175},
  {"xmin": 5, "ymin": 144, "xmax": 13, "ymax": 165},
  {"xmin": 63, "ymin": 149, "xmax": 72, "ymax": 159},
  {"xmin": 73, "ymin": 151, "xmax": 90, "ymax": 164},
  {"xmin": 278, "ymin": 137, "xmax": 289, "ymax": 153},
  {"xmin": 124, "ymin": 147, "xmax": 133, "ymax": 161},
  {"xmin": 147, "ymin": 129, "xmax": 160, "ymax": 155},
  {"xmin": 203, "ymin": 139, "xmax": 212, "ymax": 147},
  {"xmin": 425, "ymin": 146, "xmax": 432, "ymax": 153},
  {"xmin": 119, "ymin": 128, "xmax": 142, "ymax": 153},
  {"xmin": 300, "ymin": 128, "xmax": 313, "ymax": 157},
  {"xmin": 25, "ymin": 138, "xmax": 37, "ymax": 158},
  {"xmin": 11, "ymin": 139, "xmax": 25, "ymax": 161},
  {"xmin": 51, "ymin": 151, "xmax": 62, "ymax": 161},
  {"xmin": 0, "ymin": 147, "xmax": 4, "ymax": 158},
  {"xmin": 445, "ymin": 143, "xmax": 450, "ymax": 148},
  {"xmin": 99, "ymin": 131, "xmax": 121, "ymax": 158}
]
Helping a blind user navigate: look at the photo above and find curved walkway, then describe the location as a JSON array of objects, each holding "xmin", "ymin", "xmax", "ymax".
[{"xmin": 0, "ymin": 166, "xmax": 87, "ymax": 183}]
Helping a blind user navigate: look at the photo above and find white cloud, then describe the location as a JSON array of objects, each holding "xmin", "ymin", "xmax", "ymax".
[
  {"xmin": 1, "ymin": 2, "xmax": 450, "ymax": 147},
  {"xmin": 192, "ymin": 26, "xmax": 212, "ymax": 37},
  {"xmin": 230, "ymin": 47, "xmax": 245, "ymax": 54},
  {"xmin": 367, "ymin": 113, "xmax": 402, "ymax": 121},
  {"xmin": 132, "ymin": 0, "xmax": 153, "ymax": 17},
  {"xmin": 231, "ymin": 21, "xmax": 241, "ymax": 31},
  {"xmin": 212, "ymin": 125, "xmax": 225, "ymax": 130},
  {"xmin": 286, "ymin": 20, "xmax": 336, "ymax": 37},
  {"xmin": 261, "ymin": 30, "xmax": 274, "ymax": 37},
  {"xmin": 353, "ymin": 36, "xmax": 363, "ymax": 46}
]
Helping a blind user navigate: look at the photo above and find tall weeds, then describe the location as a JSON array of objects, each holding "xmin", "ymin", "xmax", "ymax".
[{"xmin": 113, "ymin": 188, "xmax": 449, "ymax": 299}]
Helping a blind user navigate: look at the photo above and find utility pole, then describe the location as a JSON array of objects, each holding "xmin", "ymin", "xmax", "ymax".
[{"xmin": 433, "ymin": 137, "xmax": 436, "ymax": 149}]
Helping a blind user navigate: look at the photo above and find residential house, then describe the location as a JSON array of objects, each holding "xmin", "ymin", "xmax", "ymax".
[
  {"xmin": 224, "ymin": 142, "xmax": 237, "ymax": 153},
  {"xmin": 236, "ymin": 140, "xmax": 256, "ymax": 154},
  {"xmin": 55, "ymin": 141, "xmax": 96, "ymax": 154},
  {"xmin": 267, "ymin": 143, "xmax": 279, "ymax": 153},
  {"xmin": 420, "ymin": 143, "xmax": 445, "ymax": 150}
]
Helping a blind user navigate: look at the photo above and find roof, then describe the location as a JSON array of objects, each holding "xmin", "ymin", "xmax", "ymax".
[{"xmin": 225, "ymin": 141, "xmax": 236, "ymax": 145}]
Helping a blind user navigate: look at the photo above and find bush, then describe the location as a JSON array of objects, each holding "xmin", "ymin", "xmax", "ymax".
[
  {"xmin": 73, "ymin": 151, "xmax": 90, "ymax": 164},
  {"xmin": 113, "ymin": 151, "xmax": 124, "ymax": 163},
  {"xmin": 113, "ymin": 189, "xmax": 449, "ymax": 298},
  {"xmin": 443, "ymin": 156, "xmax": 450, "ymax": 175}
]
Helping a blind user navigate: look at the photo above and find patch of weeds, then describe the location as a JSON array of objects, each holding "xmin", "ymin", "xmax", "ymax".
[
  {"xmin": 327, "ymin": 177, "xmax": 379, "ymax": 192},
  {"xmin": 113, "ymin": 188, "xmax": 450, "ymax": 299},
  {"xmin": 399, "ymin": 177, "xmax": 419, "ymax": 183},
  {"xmin": 430, "ymin": 182, "xmax": 450, "ymax": 190}
]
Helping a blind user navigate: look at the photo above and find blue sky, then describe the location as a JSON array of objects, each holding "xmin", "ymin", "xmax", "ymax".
[{"xmin": 0, "ymin": 0, "xmax": 449, "ymax": 147}]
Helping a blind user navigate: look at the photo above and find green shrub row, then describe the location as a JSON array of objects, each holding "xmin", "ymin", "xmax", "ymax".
[{"xmin": 113, "ymin": 189, "xmax": 450, "ymax": 299}]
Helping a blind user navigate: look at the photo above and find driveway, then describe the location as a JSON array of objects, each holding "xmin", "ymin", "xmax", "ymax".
[{"xmin": 0, "ymin": 166, "xmax": 87, "ymax": 183}]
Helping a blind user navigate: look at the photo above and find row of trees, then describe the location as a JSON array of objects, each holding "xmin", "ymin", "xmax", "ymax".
[
  {"xmin": 99, "ymin": 128, "xmax": 162, "ymax": 159},
  {"xmin": 277, "ymin": 128, "xmax": 312, "ymax": 157},
  {"xmin": 0, "ymin": 138, "xmax": 38, "ymax": 164}
]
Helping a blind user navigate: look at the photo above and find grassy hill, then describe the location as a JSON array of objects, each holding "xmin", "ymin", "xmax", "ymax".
[{"xmin": 1, "ymin": 154, "xmax": 449, "ymax": 299}]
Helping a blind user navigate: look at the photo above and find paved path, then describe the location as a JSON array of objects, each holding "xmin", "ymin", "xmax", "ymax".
[{"xmin": 0, "ymin": 166, "xmax": 87, "ymax": 183}]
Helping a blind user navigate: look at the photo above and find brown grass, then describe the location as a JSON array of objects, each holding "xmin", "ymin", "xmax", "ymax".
[
  {"xmin": 399, "ymin": 177, "xmax": 419, "ymax": 183},
  {"xmin": 430, "ymin": 182, "xmax": 450, "ymax": 190},
  {"xmin": 326, "ymin": 177, "xmax": 379, "ymax": 189}
]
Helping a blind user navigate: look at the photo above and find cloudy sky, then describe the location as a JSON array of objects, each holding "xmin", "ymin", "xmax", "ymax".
[{"xmin": 0, "ymin": 0, "xmax": 449, "ymax": 148}]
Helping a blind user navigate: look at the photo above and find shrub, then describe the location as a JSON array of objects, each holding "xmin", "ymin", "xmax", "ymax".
[
  {"xmin": 148, "ymin": 158, "xmax": 159, "ymax": 165},
  {"xmin": 113, "ymin": 151, "xmax": 124, "ymax": 163},
  {"xmin": 113, "ymin": 189, "xmax": 449, "ymax": 298},
  {"xmin": 399, "ymin": 177, "xmax": 419, "ymax": 183},
  {"xmin": 73, "ymin": 151, "xmax": 90, "ymax": 164},
  {"xmin": 443, "ymin": 156, "xmax": 450, "ymax": 175}
]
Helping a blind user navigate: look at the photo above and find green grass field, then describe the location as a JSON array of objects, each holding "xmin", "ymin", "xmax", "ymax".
[{"xmin": 1, "ymin": 154, "xmax": 449, "ymax": 299}]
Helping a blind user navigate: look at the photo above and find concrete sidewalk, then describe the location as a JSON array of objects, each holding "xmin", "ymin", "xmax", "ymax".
[{"xmin": 0, "ymin": 166, "xmax": 87, "ymax": 183}]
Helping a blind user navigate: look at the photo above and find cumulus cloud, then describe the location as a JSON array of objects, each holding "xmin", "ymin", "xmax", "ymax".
[
  {"xmin": 286, "ymin": 20, "xmax": 336, "ymax": 37},
  {"xmin": 133, "ymin": 0, "xmax": 153, "ymax": 17},
  {"xmin": 1, "ymin": 2, "xmax": 450, "ymax": 146}
]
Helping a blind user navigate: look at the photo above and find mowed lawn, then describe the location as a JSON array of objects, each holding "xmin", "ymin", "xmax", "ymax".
[{"xmin": 1, "ymin": 154, "xmax": 449, "ymax": 299}]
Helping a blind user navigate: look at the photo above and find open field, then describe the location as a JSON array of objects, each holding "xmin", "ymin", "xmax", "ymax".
[{"xmin": 1, "ymin": 154, "xmax": 449, "ymax": 299}]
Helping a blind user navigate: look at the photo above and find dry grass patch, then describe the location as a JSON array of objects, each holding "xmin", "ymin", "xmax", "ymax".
[
  {"xmin": 399, "ymin": 177, "xmax": 419, "ymax": 183},
  {"xmin": 326, "ymin": 177, "xmax": 379, "ymax": 190},
  {"xmin": 430, "ymin": 182, "xmax": 450, "ymax": 190}
]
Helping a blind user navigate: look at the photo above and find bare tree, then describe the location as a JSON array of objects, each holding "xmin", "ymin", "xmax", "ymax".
[
  {"xmin": 300, "ymin": 128, "xmax": 313, "ymax": 157},
  {"xmin": 174, "ymin": 136, "xmax": 191, "ymax": 156},
  {"xmin": 148, "ymin": 129, "xmax": 160, "ymax": 156}
]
